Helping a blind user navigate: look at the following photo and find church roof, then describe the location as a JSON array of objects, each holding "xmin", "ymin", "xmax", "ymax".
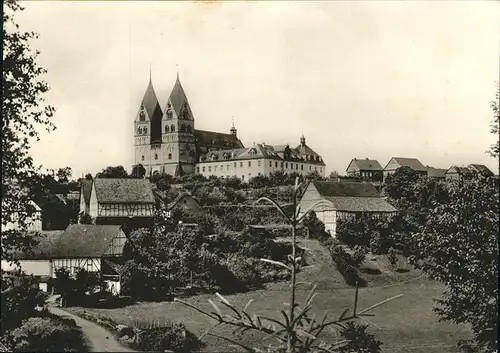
[
  {"xmin": 141, "ymin": 79, "xmax": 162, "ymax": 119},
  {"xmin": 194, "ymin": 129, "xmax": 244, "ymax": 149},
  {"xmin": 167, "ymin": 75, "xmax": 189, "ymax": 116}
]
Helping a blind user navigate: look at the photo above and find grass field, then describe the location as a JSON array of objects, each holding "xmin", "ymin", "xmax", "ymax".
[{"xmin": 68, "ymin": 239, "xmax": 471, "ymax": 352}]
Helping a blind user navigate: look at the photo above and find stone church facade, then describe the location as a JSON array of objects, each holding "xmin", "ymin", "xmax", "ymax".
[{"xmin": 134, "ymin": 74, "xmax": 325, "ymax": 178}]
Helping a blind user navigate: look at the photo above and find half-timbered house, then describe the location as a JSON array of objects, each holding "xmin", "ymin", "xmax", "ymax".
[
  {"xmin": 88, "ymin": 178, "xmax": 155, "ymax": 229},
  {"xmin": 1, "ymin": 225, "xmax": 127, "ymax": 294},
  {"xmin": 298, "ymin": 181, "xmax": 397, "ymax": 237}
]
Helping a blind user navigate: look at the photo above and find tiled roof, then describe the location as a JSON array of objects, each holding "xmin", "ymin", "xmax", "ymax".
[
  {"xmin": 93, "ymin": 178, "xmax": 155, "ymax": 204},
  {"xmin": 81, "ymin": 179, "xmax": 93, "ymax": 205},
  {"xmin": 312, "ymin": 181, "xmax": 380, "ymax": 198},
  {"xmin": 446, "ymin": 166, "xmax": 470, "ymax": 175},
  {"xmin": 199, "ymin": 143, "xmax": 325, "ymax": 165},
  {"xmin": 295, "ymin": 144, "xmax": 321, "ymax": 158},
  {"xmin": 425, "ymin": 167, "xmax": 447, "ymax": 178},
  {"xmin": 13, "ymin": 225, "xmax": 124, "ymax": 260},
  {"xmin": 468, "ymin": 164, "xmax": 494, "ymax": 177},
  {"xmin": 349, "ymin": 158, "xmax": 383, "ymax": 171},
  {"xmin": 194, "ymin": 129, "xmax": 244, "ymax": 149},
  {"xmin": 385, "ymin": 157, "xmax": 427, "ymax": 172},
  {"xmin": 326, "ymin": 196, "xmax": 397, "ymax": 213}
]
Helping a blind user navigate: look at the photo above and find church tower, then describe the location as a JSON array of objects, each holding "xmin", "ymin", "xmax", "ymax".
[
  {"xmin": 161, "ymin": 73, "xmax": 197, "ymax": 175},
  {"xmin": 134, "ymin": 76, "xmax": 163, "ymax": 176}
]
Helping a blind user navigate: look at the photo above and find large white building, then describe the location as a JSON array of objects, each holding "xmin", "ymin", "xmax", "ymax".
[{"xmin": 133, "ymin": 73, "xmax": 326, "ymax": 179}]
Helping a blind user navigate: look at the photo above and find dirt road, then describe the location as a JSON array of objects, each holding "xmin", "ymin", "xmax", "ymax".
[{"xmin": 48, "ymin": 306, "xmax": 136, "ymax": 352}]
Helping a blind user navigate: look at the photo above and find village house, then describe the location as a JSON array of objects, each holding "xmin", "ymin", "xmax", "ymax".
[
  {"xmin": 445, "ymin": 164, "xmax": 495, "ymax": 181},
  {"xmin": 153, "ymin": 189, "xmax": 203, "ymax": 218},
  {"xmin": 2, "ymin": 200, "xmax": 43, "ymax": 232},
  {"xmin": 298, "ymin": 181, "xmax": 397, "ymax": 237},
  {"xmin": 425, "ymin": 166, "xmax": 448, "ymax": 179},
  {"xmin": 345, "ymin": 158, "xmax": 383, "ymax": 182},
  {"xmin": 383, "ymin": 157, "xmax": 428, "ymax": 181},
  {"xmin": 81, "ymin": 178, "xmax": 155, "ymax": 229},
  {"xmin": 1, "ymin": 224, "xmax": 127, "ymax": 294}
]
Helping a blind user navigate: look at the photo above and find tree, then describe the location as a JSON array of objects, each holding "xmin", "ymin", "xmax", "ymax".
[
  {"xmin": 84, "ymin": 173, "xmax": 93, "ymax": 180},
  {"xmin": 95, "ymin": 165, "xmax": 128, "ymax": 178},
  {"xmin": 56, "ymin": 166, "xmax": 72, "ymax": 183},
  {"xmin": 488, "ymin": 82, "xmax": 499, "ymax": 159},
  {"xmin": 328, "ymin": 171, "xmax": 340, "ymax": 180},
  {"xmin": 2, "ymin": 0, "xmax": 55, "ymax": 262},
  {"xmin": 131, "ymin": 163, "xmax": 146, "ymax": 179},
  {"xmin": 410, "ymin": 171, "xmax": 498, "ymax": 352}
]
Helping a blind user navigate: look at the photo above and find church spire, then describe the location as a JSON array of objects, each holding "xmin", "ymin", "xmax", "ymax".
[{"xmin": 230, "ymin": 116, "xmax": 237, "ymax": 137}]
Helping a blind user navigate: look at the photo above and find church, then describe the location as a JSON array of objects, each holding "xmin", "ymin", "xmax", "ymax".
[{"xmin": 134, "ymin": 73, "xmax": 326, "ymax": 179}]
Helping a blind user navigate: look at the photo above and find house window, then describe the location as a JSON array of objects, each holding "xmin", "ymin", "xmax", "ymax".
[
  {"xmin": 240, "ymin": 162, "xmax": 243, "ymax": 167},
  {"xmin": 281, "ymin": 162, "xmax": 283, "ymax": 168},
  {"xmin": 309, "ymin": 166, "xmax": 312, "ymax": 171},
  {"xmin": 165, "ymin": 125, "xmax": 169, "ymax": 133},
  {"xmin": 202, "ymin": 166, "xmax": 206, "ymax": 172},
  {"xmin": 242, "ymin": 175, "xmax": 245, "ymax": 180},
  {"xmin": 269, "ymin": 161, "xmax": 272, "ymax": 167},
  {"xmin": 138, "ymin": 127, "xmax": 143, "ymax": 134},
  {"xmin": 180, "ymin": 124, "xmax": 186, "ymax": 133},
  {"xmin": 214, "ymin": 166, "xmax": 218, "ymax": 172},
  {"xmin": 144, "ymin": 127, "xmax": 148, "ymax": 134},
  {"xmin": 234, "ymin": 162, "xmax": 237, "ymax": 168},
  {"xmin": 87, "ymin": 261, "xmax": 93, "ymax": 272},
  {"xmin": 171, "ymin": 124, "xmax": 175, "ymax": 132},
  {"xmin": 196, "ymin": 167, "xmax": 200, "ymax": 173},
  {"xmin": 186, "ymin": 125, "xmax": 192, "ymax": 133},
  {"xmin": 141, "ymin": 155, "xmax": 144, "ymax": 161},
  {"xmin": 248, "ymin": 161, "xmax": 252, "ymax": 167},
  {"xmin": 258, "ymin": 160, "xmax": 261, "ymax": 167},
  {"xmin": 155, "ymin": 154, "xmax": 158, "ymax": 160},
  {"xmin": 168, "ymin": 153, "xmax": 172, "ymax": 160},
  {"xmin": 301, "ymin": 164, "xmax": 303, "ymax": 170},
  {"xmin": 227, "ymin": 164, "xmax": 230, "ymax": 171},
  {"xmin": 285, "ymin": 163, "xmax": 288, "ymax": 169},
  {"xmin": 296, "ymin": 164, "xmax": 298, "ymax": 170},
  {"xmin": 208, "ymin": 166, "xmax": 212, "ymax": 172}
]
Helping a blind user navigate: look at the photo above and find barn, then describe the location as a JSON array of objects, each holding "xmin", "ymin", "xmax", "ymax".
[{"xmin": 298, "ymin": 181, "xmax": 397, "ymax": 237}]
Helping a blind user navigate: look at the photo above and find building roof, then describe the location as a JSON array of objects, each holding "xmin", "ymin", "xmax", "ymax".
[
  {"xmin": 81, "ymin": 179, "xmax": 93, "ymax": 205},
  {"xmin": 93, "ymin": 178, "xmax": 155, "ymax": 204},
  {"xmin": 425, "ymin": 166, "xmax": 447, "ymax": 178},
  {"xmin": 468, "ymin": 164, "xmax": 494, "ymax": 177},
  {"xmin": 194, "ymin": 129, "xmax": 244, "ymax": 149},
  {"xmin": 141, "ymin": 78, "xmax": 162, "ymax": 120},
  {"xmin": 199, "ymin": 143, "xmax": 325, "ymax": 166},
  {"xmin": 347, "ymin": 158, "xmax": 383, "ymax": 171},
  {"xmin": 384, "ymin": 157, "xmax": 427, "ymax": 172},
  {"xmin": 312, "ymin": 181, "xmax": 381, "ymax": 198},
  {"xmin": 309, "ymin": 181, "xmax": 396, "ymax": 213},
  {"xmin": 446, "ymin": 166, "xmax": 469, "ymax": 175},
  {"xmin": 167, "ymin": 75, "xmax": 189, "ymax": 116},
  {"xmin": 13, "ymin": 225, "xmax": 124, "ymax": 260}
]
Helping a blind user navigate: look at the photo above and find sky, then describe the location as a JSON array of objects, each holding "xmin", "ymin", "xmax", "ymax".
[{"xmin": 14, "ymin": 1, "xmax": 500, "ymax": 177}]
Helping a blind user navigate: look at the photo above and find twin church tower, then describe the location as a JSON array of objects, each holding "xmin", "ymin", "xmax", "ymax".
[{"xmin": 134, "ymin": 73, "xmax": 244, "ymax": 176}]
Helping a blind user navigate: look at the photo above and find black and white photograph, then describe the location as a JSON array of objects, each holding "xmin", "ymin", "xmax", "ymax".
[{"xmin": 1, "ymin": 1, "xmax": 499, "ymax": 352}]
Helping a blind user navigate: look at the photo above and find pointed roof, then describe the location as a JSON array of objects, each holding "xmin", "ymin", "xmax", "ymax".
[
  {"xmin": 168, "ymin": 75, "xmax": 189, "ymax": 116},
  {"xmin": 141, "ymin": 78, "xmax": 161, "ymax": 119}
]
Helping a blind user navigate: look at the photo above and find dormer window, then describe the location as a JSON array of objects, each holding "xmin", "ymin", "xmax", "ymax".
[{"xmin": 211, "ymin": 154, "xmax": 217, "ymax": 161}]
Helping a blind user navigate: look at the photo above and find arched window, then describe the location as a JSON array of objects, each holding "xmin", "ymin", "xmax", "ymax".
[
  {"xmin": 144, "ymin": 127, "xmax": 148, "ymax": 134},
  {"xmin": 183, "ymin": 110, "xmax": 189, "ymax": 120},
  {"xmin": 166, "ymin": 109, "xmax": 173, "ymax": 120},
  {"xmin": 170, "ymin": 124, "xmax": 175, "ymax": 132},
  {"xmin": 165, "ymin": 125, "xmax": 169, "ymax": 133},
  {"xmin": 138, "ymin": 127, "xmax": 142, "ymax": 135},
  {"xmin": 154, "ymin": 153, "xmax": 158, "ymax": 160},
  {"xmin": 180, "ymin": 124, "xmax": 186, "ymax": 133},
  {"xmin": 139, "ymin": 111, "xmax": 145, "ymax": 121},
  {"xmin": 168, "ymin": 153, "xmax": 172, "ymax": 160},
  {"xmin": 186, "ymin": 125, "xmax": 192, "ymax": 133}
]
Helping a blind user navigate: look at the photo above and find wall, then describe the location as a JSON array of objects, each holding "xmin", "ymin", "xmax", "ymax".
[
  {"xmin": 1, "ymin": 259, "xmax": 51, "ymax": 277},
  {"xmin": 52, "ymin": 257, "xmax": 101, "ymax": 276}
]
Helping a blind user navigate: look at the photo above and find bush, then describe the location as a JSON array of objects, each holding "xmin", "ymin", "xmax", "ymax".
[
  {"xmin": 135, "ymin": 322, "xmax": 203, "ymax": 353},
  {"xmin": 9, "ymin": 316, "xmax": 88, "ymax": 352},
  {"xmin": 329, "ymin": 245, "xmax": 367, "ymax": 287}
]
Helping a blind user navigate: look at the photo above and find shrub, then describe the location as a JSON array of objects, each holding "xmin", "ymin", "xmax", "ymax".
[
  {"xmin": 387, "ymin": 248, "xmax": 398, "ymax": 269},
  {"xmin": 338, "ymin": 322, "xmax": 382, "ymax": 353},
  {"xmin": 135, "ymin": 322, "xmax": 203, "ymax": 353},
  {"xmin": 9, "ymin": 316, "xmax": 88, "ymax": 352},
  {"xmin": 329, "ymin": 245, "xmax": 367, "ymax": 287}
]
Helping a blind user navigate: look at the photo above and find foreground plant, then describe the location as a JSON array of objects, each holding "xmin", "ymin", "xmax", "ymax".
[{"xmin": 176, "ymin": 178, "xmax": 402, "ymax": 353}]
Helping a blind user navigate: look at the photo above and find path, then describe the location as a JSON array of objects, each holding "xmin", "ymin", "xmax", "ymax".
[{"xmin": 48, "ymin": 306, "xmax": 136, "ymax": 352}]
